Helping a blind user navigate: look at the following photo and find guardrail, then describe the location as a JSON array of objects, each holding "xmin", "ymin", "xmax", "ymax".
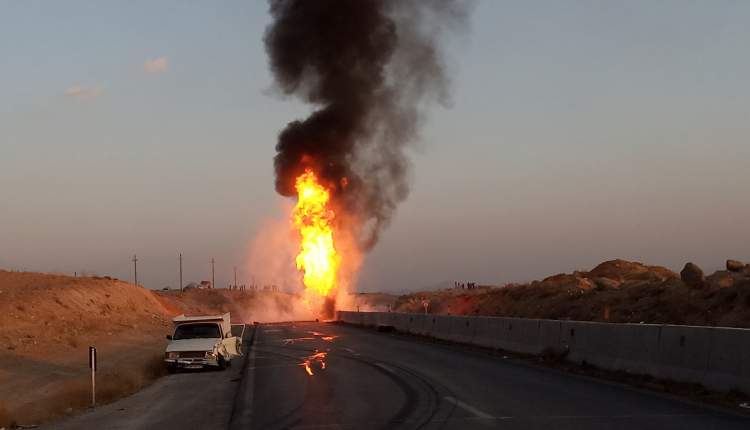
[{"xmin": 337, "ymin": 311, "xmax": 750, "ymax": 394}]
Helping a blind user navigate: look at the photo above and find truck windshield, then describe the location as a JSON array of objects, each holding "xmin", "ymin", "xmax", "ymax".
[{"xmin": 173, "ymin": 323, "xmax": 221, "ymax": 340}]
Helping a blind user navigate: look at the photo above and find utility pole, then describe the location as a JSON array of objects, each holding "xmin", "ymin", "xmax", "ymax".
[
  {"xmin": 211, "ymin": 258, "xmax": 215, "ymax": 289},
  {"xmin": 179, "ymin": 253, "xmax": 183, "ymax": 292},
  {"xmin": 233, "ymin": 266, "xmax": 237, "ymax": 290},
  {"xmin": 132, "ymin": 254, "xmax": 138, "ymax": 286}
]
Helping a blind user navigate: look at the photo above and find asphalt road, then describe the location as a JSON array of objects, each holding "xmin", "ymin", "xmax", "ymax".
[
  {"xmin": 44, "ymin": 328, "xmax": 251, "ymax": 430},
  {"xmin": 46, "ymin": 322, "xmax": 750, "ymax": 430}
]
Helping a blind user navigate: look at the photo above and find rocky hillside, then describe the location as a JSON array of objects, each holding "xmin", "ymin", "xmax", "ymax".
[{"xmin": 394, "ymin": 259, "xmax": 750, "ymax": 328}]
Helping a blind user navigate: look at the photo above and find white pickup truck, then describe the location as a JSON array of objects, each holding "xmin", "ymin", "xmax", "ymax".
[{"xmin": 164, "ymin": 313, "xmax": 243, "ymax": 372}]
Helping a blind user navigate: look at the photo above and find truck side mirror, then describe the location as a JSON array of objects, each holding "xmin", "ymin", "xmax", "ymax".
[{"xmin": 166, "ymin": 335, "xmax": 173, "ymax": 340}]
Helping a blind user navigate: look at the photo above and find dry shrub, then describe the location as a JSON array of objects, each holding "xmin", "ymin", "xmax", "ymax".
[
  {"xmin": 141, "ymin": 353, "xmax": 169, "ymax": 380},
  {"xmin": 95, "ymin": 354, "xmax": 167, "ymax": 403},
  {"xmin": 29, "ymin": 353, "xmax": 168, "ymax": 423}
]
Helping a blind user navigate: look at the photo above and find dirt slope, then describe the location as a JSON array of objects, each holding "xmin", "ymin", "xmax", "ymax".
[
  {"xmin": 0, "ymin": 271, "xmax": 173, "ymax": 426},
  {"xmin": 0, "ymin": 271, "xmax": 312, "ymax": 427}
]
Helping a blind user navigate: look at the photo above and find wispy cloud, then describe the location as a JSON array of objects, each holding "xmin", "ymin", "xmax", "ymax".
[
  {"xmin": 64, "ymin": 85, "xmax": 102, "ymax": 99},
  {"xmin": 143, "ymin": 56, "xmax": 168, "ymax": 74}
]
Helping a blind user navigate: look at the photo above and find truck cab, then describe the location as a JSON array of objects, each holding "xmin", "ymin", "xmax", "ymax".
[{"xmin": 164, "ymin": 313, "xmax": 241, "ymax": 372}]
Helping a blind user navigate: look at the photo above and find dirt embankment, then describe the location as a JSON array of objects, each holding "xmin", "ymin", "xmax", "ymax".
[
  {"xmin": 394, "ymin": 259, "xmax": 750, "ymax": 328},
  {"xmin": 0, "ymin": 271, "xmax": 174, "ymax": 427},
  {"xmin": 0, "ymin": 270, "xmax": 311, "ymax": 427}
]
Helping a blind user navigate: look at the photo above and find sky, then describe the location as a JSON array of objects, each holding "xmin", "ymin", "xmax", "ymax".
[{"xmin": 1, "ymin": 0, "xmax": 749, "ymax": 293}]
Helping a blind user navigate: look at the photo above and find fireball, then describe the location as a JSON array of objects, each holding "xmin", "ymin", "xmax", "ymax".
[{"xmin": 293, "ymin": 169, "xmax": 341, "ymax": 299}]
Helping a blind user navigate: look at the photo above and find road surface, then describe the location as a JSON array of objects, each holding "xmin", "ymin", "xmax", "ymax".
[{"xmin": 46, "ymin": 321, "xmax": 750, "ymax": 429}]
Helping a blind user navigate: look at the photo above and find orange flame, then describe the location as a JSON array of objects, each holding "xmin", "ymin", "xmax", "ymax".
[
  {"xmin": 302, "ymin": 351, "xmax": 328, "ymax": 376},
  {"xmin": 293, "ymin": 169, "xmax": 341, "ymax": 298}
]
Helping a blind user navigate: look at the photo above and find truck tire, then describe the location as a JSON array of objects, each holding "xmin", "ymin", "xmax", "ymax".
[
  {"xmin": 166, "ymin": 364, "xmax": 177, "ymax": 374},
  {"xmin": 218, "ymin": 355, "xmax": 227, "ymax": 371}
]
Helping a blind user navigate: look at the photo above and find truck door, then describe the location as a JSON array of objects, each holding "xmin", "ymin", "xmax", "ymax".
[{"xmin": 222, "ymin": 329, "xmax": 240, "ymax": 357}]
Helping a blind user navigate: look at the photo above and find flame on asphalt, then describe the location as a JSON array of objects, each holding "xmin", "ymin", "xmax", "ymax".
[{"xmin": 302, "ymin": 351, "xmax": 328, "ymax": 376}]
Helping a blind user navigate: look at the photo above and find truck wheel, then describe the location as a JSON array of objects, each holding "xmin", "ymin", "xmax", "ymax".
[{"xmin": 166, "ymin": 364, "xmax": 177, "ymax": 374}]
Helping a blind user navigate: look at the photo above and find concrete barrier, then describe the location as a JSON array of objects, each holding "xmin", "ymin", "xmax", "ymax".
[
  {"xmin": 538, "ymin": 319, "xmax": 562, "ymax": 353},
  {"xmin": 576, "ymin": 321, "xmax": 621, "ymax": 369},
  {"xmin": 391, "ymin": 312, "xmax": 411, "ymax": 332},
  {"xmin": 336, "ymin": 311, "xmax": 750, "ymax": 393},
  {"xmin": 431, "ymin": 315, "xmax": 453, "ymax": 341},
  {"xmin": 379, "ymin": 312, "xmax": 395, "ymax": 327},
  {"xmin": 472, "ymin": 317, "xmax": 504, "ymax": 349},
  {"xmin": 410, "ymin": 314, "xmax": 431, "ymax": 336},
  {"xmin": 447, "ymin": 316, "xmax": 477, "ymax": 344},
  {"xmin": 500, "ymin": 318, "xmax": 541, "ymax": 354},
  {"xmin": 706, "ymin": 327, "xmax": 750, "ymax": 392},
  {"xmin": 614, "ymin": 323, "xmax": 661, "ymax": 375},
  {"xmin": 656, "ymin": 325, "xmax": 713, "ymax": 385}
]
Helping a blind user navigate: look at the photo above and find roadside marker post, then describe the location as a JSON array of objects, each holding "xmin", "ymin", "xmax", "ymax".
[{"xmin": 89, "ymin": 346, "xmax": 97, "ymax": 407}]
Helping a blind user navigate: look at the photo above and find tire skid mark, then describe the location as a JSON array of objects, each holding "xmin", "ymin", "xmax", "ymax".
[{"xmin": 250, "ymin": 324, "xmax": 463, "ymax": 430}]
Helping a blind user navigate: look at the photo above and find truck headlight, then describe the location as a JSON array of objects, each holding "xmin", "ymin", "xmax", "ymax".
[{"xmin": 166, "ymin": 352, "xmax": 179, "ymax": 359}]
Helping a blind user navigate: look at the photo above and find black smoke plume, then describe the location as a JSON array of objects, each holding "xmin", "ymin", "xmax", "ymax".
[{"xmin": 265, "ymin": 0, "xmax": 471, "ymax": 249}]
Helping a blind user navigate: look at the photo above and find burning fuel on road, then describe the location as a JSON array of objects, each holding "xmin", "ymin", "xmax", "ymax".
[
  {"xmin": 264, "ymin": 0, "xmax": 471, "ymax": 313},
  {"xmin": 302, "ymin": 351, "xmax": 328, "ymax": 377}
]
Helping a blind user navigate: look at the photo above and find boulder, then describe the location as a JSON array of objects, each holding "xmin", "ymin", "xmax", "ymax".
[
  {"xmin": 540, "ymin": 274, "xmax": 594, "ymax": 290},
  {"xmin": 620, "ymin": 279, "xmax": 652, "ymax": 289},
  {"xmin": 737, "ymin": 277, "xmax": 750, "ymax": 292},
  {"xmin": 642, "ymin": 265, "xmax": 679, "ymax": 281},
  {"xmin": 726, "ymin": 259, "xmax": 744, "ymax": 272},
  {"xmin": 588, "ymin": 259, "xmax": 677, "ymax": 281},
  {"xmin": 593, "ymin": 277, "xmax": 620, "ymax": 289},
  {"xmin": 577, "ymin": 277, "xmax": 596, "ymax": 290},
  {"xmin": 705, "ymin": 270, "xmax": 746, "ymax": 289},
  {"xmin": 625, "ymin": 271, "xmax": 668, "ymax": 283},
  {"xmin": 680, "ymin": 262, "xmax": 704, "ymax": 288},
  {"xmin": 589, "ymin": 259, "xmax": 648, "ymax": 280}
]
